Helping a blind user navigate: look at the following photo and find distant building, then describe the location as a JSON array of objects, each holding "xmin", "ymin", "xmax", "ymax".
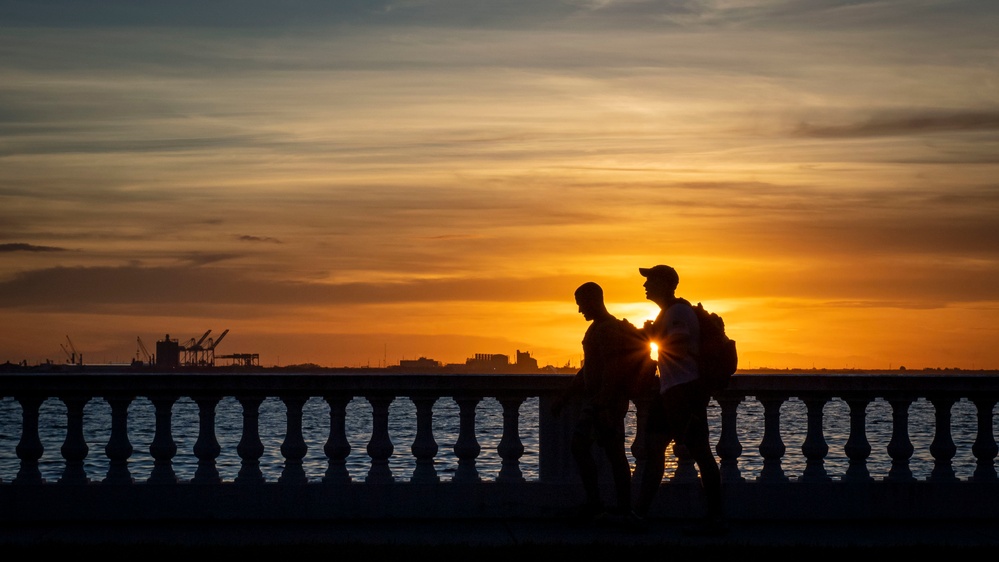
[
  {"xmin": 514, "ymin": 350, "xmax": 539, "ymax": 372},
  {"xmin": 460, "ymin": 351, "xmax": 542, "ymax": 373},
  {"xmin": 156, "ymin": 334, "xmax": 181, "ymax": 368},
  {"xmin": 398, "ymin": 357, "xmax": 442, "ymax": 371},
  {"xmin": 465, "ymin": 353, "xmax": 510, "ymax": 371}
]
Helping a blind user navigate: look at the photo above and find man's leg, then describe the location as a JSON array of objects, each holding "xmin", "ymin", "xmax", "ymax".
[
  {"xmin": 687, "ymin": 417, "xmax": 723, "ymax": 520},
  {"xmin": 634, "ymin": 432, "xmax": 666, "ymax": 516},
  {"xmin": 601, "ymin": 433, "xmax": 632, "ymax": 514},
  {"xmin": 634, "ymin": 397, "xmax": 671, "ymax": 517},
  {"xmin": 571, "ymin": 425, "xmax": 602, "ymax": 514},
  {"xmin": 681, "ymin": 399, "xmax": 728, "ymax": 535}
]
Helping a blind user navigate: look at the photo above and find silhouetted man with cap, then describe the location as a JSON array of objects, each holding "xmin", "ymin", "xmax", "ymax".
[{"xmin": 634, "ymin": 265, "xmax": 725, "ymax": 534}]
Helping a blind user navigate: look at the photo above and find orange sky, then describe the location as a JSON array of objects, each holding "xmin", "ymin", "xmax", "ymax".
[{"xmin": 1, "ymin": 2, "xmax": 998, "ymax": 370}]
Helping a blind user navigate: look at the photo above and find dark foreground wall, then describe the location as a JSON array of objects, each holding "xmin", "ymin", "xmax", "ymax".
[{"xmin": 2, "ymin": 370, "xmax": 997, "ymax": 521}]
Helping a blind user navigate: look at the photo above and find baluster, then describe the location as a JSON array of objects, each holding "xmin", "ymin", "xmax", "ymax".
[
  {"xmin": 497, "ymin": 395, "xmax": 526, "ymax": 483},
  {"xmin": 928, "ymin": 395, "xmax": 958, "ymax": 482},
  {"xmin": 843, "ymin": 396, "xmax": 873, "ymax": 482},
  {"xmin": 191, "ymin": 395, "xmax": 222, "ymax": 484},
  {"xmin": 715, "ymin": 395, "xmax": 744, "ymax": 483},
  {"xmin": 147, "ymin": 395, "xmax": 179, "ymax": 484},
  {"xmin": 452, "ymin": 396, "xmax": 482, "ymax": 483},
  {"xmin": 970, "ymin": 396, "xmax": 998, "ymax": 482},
  {"xmin": 103, "ymin": 396, "xmax": 135, "ymax": 484},
  {"xmin": 672, "ymin": 443, "xmax": 700, "ymax": 483},
  {"xmin": 13, "ymin": 395, "xmax": 45, "ymax": 485},
  {"xmin": 539, "ymin": 390, "xmax": 577, "ymax": 483},
  {"xmin": 322, "ymin": 395, "xmax": 353, "ymax": 484},
  {"xmin": 799, "ymin": 396, "xmax": 830, "ymax": 482},
  {"xmin": 235, "ymin": 396, "xmax": 265, "ymax": 485},
  {"xmin": 59, "ymin": 396, "xmax": 90, "ymax": 484},
  {"xmin": 58, "ymin": 395, "xmax": 91, "ymax": 485},
  {"xmin": 410, "ymin": 395, "xmax": 440, "ymax": 484},
  {"xmin": 278, "ymin": 395, "xmax": 309, "ymax": 484},
  {"xmin": 365, "ymin": 395, "xmax": 395, "ymax": 484},
  {"xmin": 757, "ymin": 395, "xmax": 789, "ymax": 482},
  {"xmin": 629, "ymin": 394, "xmax": 657, "ymax": 490},
  {"xmin": 885, "ymin": 397, "xmax": 915, "ymax": 482}
]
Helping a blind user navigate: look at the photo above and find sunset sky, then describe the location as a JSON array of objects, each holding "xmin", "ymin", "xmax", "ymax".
[{"xmin": 1, "ymin": 1, "xmax": 997, "ymax": 370}]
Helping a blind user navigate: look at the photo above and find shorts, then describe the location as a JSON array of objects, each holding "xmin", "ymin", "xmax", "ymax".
[
  {"xmin": 573, "ymin": 400, "xmax": 627, "ymax": 447},
  {"xmin": 645, "ymin": 379, "xmax": 710, "ymax": 447}
]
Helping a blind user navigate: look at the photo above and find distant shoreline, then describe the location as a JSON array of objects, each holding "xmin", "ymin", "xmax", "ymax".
[{"xmin": 2, "ymin": 361, "xmax": 996, "ymax": 376}]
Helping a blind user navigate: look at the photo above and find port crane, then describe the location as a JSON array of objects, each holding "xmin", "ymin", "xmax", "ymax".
[
  {"xmin": 60, "ymin": 335, "xmax": 82, "ymax": 365},
  {"xmin": 204, "ymin": 329, "xmax": 229, "ymax": 367},
  {"xmin": 182, "ymin": 329, "xmax": 233, "ymax": 367},
  {"xmin": 194, "ymin": 330, "xmax": 212, "ymax": 348},
  {"xmin": 182, "ymin": 330, "xmax": 212, "ymax": 366},
  {"xmin": 135, "ymin": 337, "xmax": 153, "ymax": 366}
]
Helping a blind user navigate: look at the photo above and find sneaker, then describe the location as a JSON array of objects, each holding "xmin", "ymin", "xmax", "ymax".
[
  {"xmin": 591, "ymin": 510, "xmax": 618, "ymax": 524},
  {"xmin": 593, "ymin": 509, "xmax": 649, "ymax": 533},
  {"xmin": 621, "ymin": 510, "xmax": 650, "ymax": 533},
  {"xmin": 568, "ymin": 502, "xmax": 605, "ymax": 525}
]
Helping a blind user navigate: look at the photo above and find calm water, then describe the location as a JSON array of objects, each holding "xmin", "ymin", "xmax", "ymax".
[{"xmin": 0, "ymin": 395, "xmax": 990, "ymax": 483}]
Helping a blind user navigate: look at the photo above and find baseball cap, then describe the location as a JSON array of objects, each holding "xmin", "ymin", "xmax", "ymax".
[{"xmin": 639, "ymin": 264, "xmax": 679, "ymax": 287}]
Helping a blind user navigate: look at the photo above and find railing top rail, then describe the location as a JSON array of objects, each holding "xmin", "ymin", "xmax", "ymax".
[
  {"xmin": 726, "ymin": 371, "xmax": 999, "ymax": 396},
  {"xmin": 0, "ymin": 371, "xmax": 573, "ymax": 396},
  {"xmin": 2, "ymin": 370, "xmax": 998, "ymax": 397}
]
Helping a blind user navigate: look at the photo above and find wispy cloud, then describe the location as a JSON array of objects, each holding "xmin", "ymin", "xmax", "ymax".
[
  {"xmin": 0, "ymin": 243, "xmax": 68, "ymax": 253},
  {"xmin": 180, "ymin": 253, "xmax": 244, "ymax": 266},
  {"xmin": 795, "ymin": 111, "xmax": 999, "ymax": 138},
  {"xmin": 0, "ymin": 265, "xmax": 580, "ymax": 311},
  {"xmin": 238, "ymin": 235, "xmax": 282, "ymax": 244}
]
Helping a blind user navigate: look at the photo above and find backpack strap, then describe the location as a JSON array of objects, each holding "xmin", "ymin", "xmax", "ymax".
[{"xmin": 664, "ymin": 296, "xmax": 691, "ymax": 309}]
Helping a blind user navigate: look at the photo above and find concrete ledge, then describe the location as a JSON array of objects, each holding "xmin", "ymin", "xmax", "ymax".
[
  {"xmin": 3, "ymin": 480, "xmax": 997, "ymax": 522},
  {"xmin": 2, "ymin": 517, "xmax": 998, "ymax": 553}
]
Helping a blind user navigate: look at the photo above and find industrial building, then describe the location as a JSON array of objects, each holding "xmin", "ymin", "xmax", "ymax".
[{"xmin": 150, "ymin": 330, "xmax": 256, "ymax": 368}]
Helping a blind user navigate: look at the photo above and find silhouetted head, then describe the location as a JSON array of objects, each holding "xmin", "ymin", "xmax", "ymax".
[
  {"xmin": 640, "ymin": 264, "xmax": 679, "ymax": 305},
  {"xmin": 574, "ymin": 282, "xmax": 606, "ymax": 321}
]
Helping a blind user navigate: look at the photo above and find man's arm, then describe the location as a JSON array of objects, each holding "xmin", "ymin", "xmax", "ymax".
[{"xmin": 550, "ymin": 368, "xmax": 584, "ymax": 415}]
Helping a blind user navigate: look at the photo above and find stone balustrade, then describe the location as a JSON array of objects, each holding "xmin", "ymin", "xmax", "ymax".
[{"xmin": 0, "ymin": 370, "xmax": 996, "ymax": 521}]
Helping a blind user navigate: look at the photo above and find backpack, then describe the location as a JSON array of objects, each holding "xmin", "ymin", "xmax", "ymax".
[
  {"xmin": 675, "ymin": 298, "xmax": 738, "ymax": 394},
  {"xmin": 610, "ymin": 318, "xmax": 660, "ymax": 401}
]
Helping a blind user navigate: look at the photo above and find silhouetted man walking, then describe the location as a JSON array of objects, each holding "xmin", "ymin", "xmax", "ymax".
[
  {"xmin": 634, "ymin": 265, "xmax": 725, "ymax": 534},
  {"xmin": 552, "ymin": 282, "xmax": 635, "ymax": 522}
]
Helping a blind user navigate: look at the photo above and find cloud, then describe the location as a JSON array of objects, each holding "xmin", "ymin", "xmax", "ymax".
[
  {"xmin": 0, "ymin": 265, "xmax": 580, "ymax": 312},
  {"xmin": 3, "ymin": 0, "xmax": 952, "ymax": 34},
  {"xmin": 0, "ymin": 243, "xmax": 68, "ymax": 253},
  {"xmin": 0, "ymin": 2, "xmax": 388, "ymax": 28},
  {"xmin": 0, "ymin": 1, "xmax": 577, "ymax": 30},
  {"xmin": 237, "ymin": 235, "xmax": 282, "ymax": 244},
  {"xmin": 2, "ymin": 248, "xmax": 998, "ymax": 318},
  {"xmin": 422, "ymin": 234, "xmax": 480, "ymax": 241},
  {"xmin": 180, "ymin": 253, "xmax": 244, "ymax": 266},
  {"xmin": 795, "ymin": 111, "xmax": 999, "ymax": 138}
]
